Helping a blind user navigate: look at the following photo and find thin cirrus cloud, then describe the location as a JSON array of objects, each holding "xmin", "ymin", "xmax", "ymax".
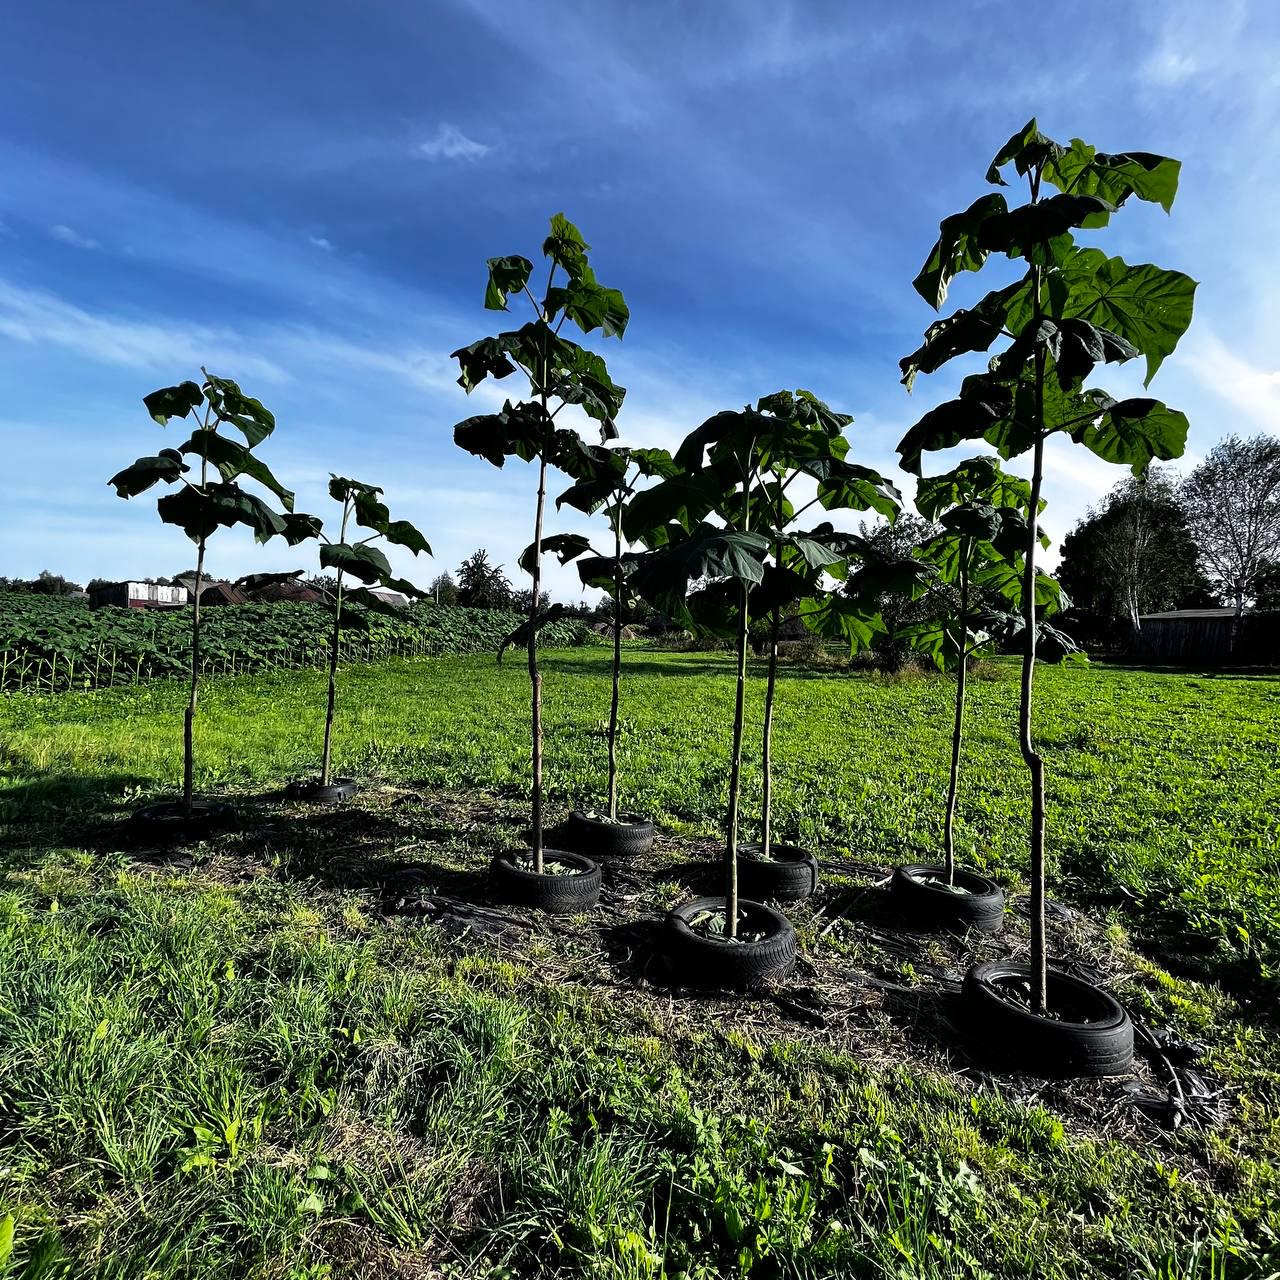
[
  {"xmin": 50, "ymin": 223, "xmax": 100, "ymax": 250},
  {"xmin": 414, "ymin": 123, "xmax": 491, "ymax": 161}
]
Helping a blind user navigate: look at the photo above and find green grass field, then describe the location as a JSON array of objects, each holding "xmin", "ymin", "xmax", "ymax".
[{"xmin": 1, "ymin": 649, "xmax": 1277, "ymax": 1277}]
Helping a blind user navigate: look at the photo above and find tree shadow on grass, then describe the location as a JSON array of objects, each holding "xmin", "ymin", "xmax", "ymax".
[
  {"xmin": 0, "ymin": 770, "xmax": 150, "ymax": 831},
  {"xmin": 539, "ymin": 655, "xmax": 857, "ymax": 683}
]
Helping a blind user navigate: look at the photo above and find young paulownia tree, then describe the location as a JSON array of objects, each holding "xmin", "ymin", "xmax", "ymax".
[
  {"xmin": 898, "ymin": 120, "xmax": 1194, "ymax": 1042},
  {"xmin": 537, "ymin": 443, "xmax": 679, "ymax": 855},
  {"xmin": 289, "ymin": 476, "xmax": 429, "ymax": 801},
  {"xmin": 451, "ymin": 214, "xmax": 627, "ymax": 905},
  {"xmin": 892, "ymin": 457, "xmax": 1077, "ymax": 934},
  {"xmin": 746, "ymin": 391, "xmax": 902, "ymax": 875},
  {"xmin": 628, "ymin": 391, "xmax": 901, "ymax": 973},
  {"xmin": 109, "ymin": 371, "xmax": 318, "ymax": 824}
]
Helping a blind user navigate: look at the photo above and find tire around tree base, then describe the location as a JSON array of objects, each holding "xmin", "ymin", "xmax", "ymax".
[
  {"xmin": 736, "ymin": 843, "xmax": 820, "ymax": 901},
  {"xmin": 489, "ymin": 849, "xmax": 602, "ymax": 914},
  {"xmin": 961, "ymin": 960, "xmax": 1135, "ymax": 1077},
  {"xmin": 562, "ymin": 809, "xmax": 656, "ymax": 858},
  {"xmin": 286, "ymin": 777, "xmax": 359, "ymax": 804},
  {"xmin": 891, "ymin": 862, "xmax": 1005, "ymax": 934},
  {"xmin": 131, "ymin": 798, "xmax": 237, "ymax": 841},
  {"xmin": 662, "ymin": 896, "xmax": 798, "ymax": 989}
]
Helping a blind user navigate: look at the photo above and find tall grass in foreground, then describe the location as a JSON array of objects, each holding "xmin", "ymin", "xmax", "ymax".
[{"xmin": 0, "ymin": 855, "xmax": 1272, "ymax": 1277}]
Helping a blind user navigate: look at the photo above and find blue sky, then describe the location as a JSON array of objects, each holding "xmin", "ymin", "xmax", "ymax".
[{"xmin": 2, "ymin": 0, "xmax": 1278, "ymax": 601}]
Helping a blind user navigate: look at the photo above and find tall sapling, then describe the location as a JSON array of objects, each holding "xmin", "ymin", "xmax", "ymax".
[{"xmin": 109, "ymin": 370, "xmax": 317, "ymax": 821}]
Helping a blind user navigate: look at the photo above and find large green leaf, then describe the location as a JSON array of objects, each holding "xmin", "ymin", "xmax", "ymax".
[
  {"xmin": 1051, "ymin": 250, "xmax": 1196, "ymax": 385},
  {"xmin": 545, "ymin": 277, "xmax": 630, "ymax": 338},
  {"xmin": 622, "ymin": 467, "xmax": 728, "ymax": 544},
  {"xmin": 176, "ymin": 431, "xmax": 294, "ymax": 509},
  {"xmin": 329, "ymin": 475, "xmax": 381, "ymax": 503},
  {"xmin": 750, "ymin": 563, "xmax": 818, "ymax": 617},
  {"xmin": 382, "ymin": 520, "xmax": 431, "ymax": 556},
  {"xmin": 543, "ymin": 212, "xmax": 590, "ymax": 279},
  {"xmin": 792, "ymin": 388, "xmax": 853, "ymax": 434},
  {"xmin": 519, "ymin": 532, "xmax": 594, "ymax": 575},
  {"xmin": 575, "ymin": 551, "xmax": 640, "ymax": 591},
  {"xmin": 551, "ymin": 342, "xmax": 627, "ymax": 428},
  {"xmin": 453, "ymin": 400, "xmax": 554, "ymax": 468},
  {"xmin": 939, "ymin": 502, "xmax": 1002, "ymax": 542},
  {"xmin": 971, "ymin": 562, "xmax": 1065, "ymax": 611},
  {"xmin": 976, "ymin": 194, "xmax": 1115, "ymax": 254},
  {"xmin": 144, "ymin": 381, "xmax": 204, "ymax": 424},
  {"xmin": 109, "ymin": 449, "xmax": 188, "ymax": 497},
  {"xmin": 485, "ymin": 255, "xmax": 533, "ymax": 311},
  {"xmin": 912, "ymin": 193, "xmax": 1007, "ymax": 309},
  {"xmin": 320, "ymin": 541, "xmax": 393, "ymax": 585},
  {"xmin": 782, "ymin": 528, "xmax": 851, "ymax": 572},
  {"xmin": 915, "ymin": 455, "xmax": 1034, "ymax": 519},
  {"xmin": 813, "ymin": 459, "xmax": 902, "ymax": 519},
  {"xmin": 203, "ymin": 373, "xmax": 276, "ymax": 447},
  {"xmin": 985, "ymin": 118, "xmax": 1064, "ymax": 186},
  {"xmin": 900, "ymin": 282, "xmax": 1025, "ymax": 389},
  {"xmin": 451, "ymin": 336, "xmax": 518, "ymax": 392},
  {"xmin": 1043, "ymin": 139, "xmax": 1180, "ymax": 213},
  {"xmin": 797, "ymin": 593, "xmax": 885, "ymax": 654},
  {"xmin": 628, "ymin": 524, "xmax": 769, "ymax": 618},
  {"xmin": 1069, "ymin": 396, "xmax": 1190, "ymax": 473},
  {"xmin": 281, "ymin": 512, "xmax": 324, "ymax": 546},
  {"xmin": 233, "ymin": 569, "xmax": 304, "ymax": 593},
  {"xmin": 156, "ymin": 483, "xmax": 288, "ymax": 544},
  {"xmin": 845, "ymin": 555, "xmax": 938, "ymax": 606},
  {"xmin": 897, "ymin": 376, "xmax": 1014, "ymax": 475},
  {"xmin": 897, "ymin": 617, "xmax": 976, "ymax": 672}
]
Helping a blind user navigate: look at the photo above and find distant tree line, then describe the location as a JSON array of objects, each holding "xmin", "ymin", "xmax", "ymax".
[{"xmin": 1057, "ymin": 433, "xmax": 1280, "ymax": 651}]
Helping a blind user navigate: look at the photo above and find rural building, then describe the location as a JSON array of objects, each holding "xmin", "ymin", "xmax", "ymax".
[
  {"xmin": 88, "ymin": 581, "xmax": 189, "ymax": 610},
  {"xmin": 367, "ymin": 587, "xmax": 411, "ymax": 608},
  {"xmin": 1137, "ymin": 608, "xmax": 1279, "ymax": 666},
  {"xmin": 250, "ymin": 581, "xmax": 324, "ymax": 604},
  {"xmin": 197, "ymin": 582, "xmax": 248, "ymax": 607}
]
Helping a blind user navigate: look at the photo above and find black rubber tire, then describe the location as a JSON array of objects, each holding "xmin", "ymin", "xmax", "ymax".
[
  {"xmin": 737, "ymin": 844, "xmax": 820, "ymax": 902},
  {"xmin": 131, "ymin": 799, "xmax": 237, "ymax": 841},
  {"xmin": 961, "ymin": 961, "xmax": 1135, "ymax": 1077},
  {"xmin": 286, "ymin": 777, "xmax": 359, "ymax": 804},
  {"xmin": 562, "ymin": 810, "xmax": 656, "ymax": 858},
  {"xmin": 662, "ymin": 896, "xmax": 798, "ymax": 988},
  {"xmin": 891, "ymin": 862, "xmax": 1006, "ymax": 934},
  {"xmin": 490, "ymin": 849, "xmax": 602, "ymax": 914}
]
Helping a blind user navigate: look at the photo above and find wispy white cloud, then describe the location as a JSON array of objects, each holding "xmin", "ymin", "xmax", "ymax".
[
  {"xmin": 1184, "ymin": 327, "xmax": 1280, "ymax": 434},
  {"xmin": 415, "ymin": 123, "xmax": 491, "ymax": 161},
  {"xmin": 50, "ymin": 223, "xmax": 100, "ymax": 250},
  {"xmin": 307, "ymin": 234, "xmax": 334, "ymax": 251},
  {"xmin": 0, "ymin": 278, "xmax": 284, "ymax": 381}
]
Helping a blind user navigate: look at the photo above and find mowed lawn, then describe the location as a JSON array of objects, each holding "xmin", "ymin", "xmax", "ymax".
[
  {"xmin": 1, "ymin": 648, "xmax": 1278, "ymax": 1278},
  {"xmin": 3, "ymin": 647, "xmax": 1277, "ymax": 995}
]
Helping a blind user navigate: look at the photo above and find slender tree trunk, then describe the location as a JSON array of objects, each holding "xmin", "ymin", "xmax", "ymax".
[
  {"xmin": 529, "ymin": 456, "xmax": 548, "ymax": 872},
  {"xmin": 725, "ymin": 582, "xmax": 750, "ymax": 939},
  {"xmin": 607, "ymin": 510, "xmax": 622, "ymax": 820},
  {"xmin": 183, "ymin": 536, "xmax": 205, "ymax": 818},
  {"xmin": 943, "ymin": 561, "xmax": 969, "ymax": 884},
  {"xmin": 321, "ymin": 569, "xmax": 345, "ymax": 787},
  {"xmin": 1022, "ymin": 428, "xmax": 1049, "ymax": 1014},
  {"xmin": 760, "ymin": 607, "xmax": 780, "ymax": 858}
]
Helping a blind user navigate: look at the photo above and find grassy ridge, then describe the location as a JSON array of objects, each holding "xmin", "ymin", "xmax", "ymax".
[{"xmin": 2, "ymin": 649, "xmax": 1276, "ymax": 997}]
